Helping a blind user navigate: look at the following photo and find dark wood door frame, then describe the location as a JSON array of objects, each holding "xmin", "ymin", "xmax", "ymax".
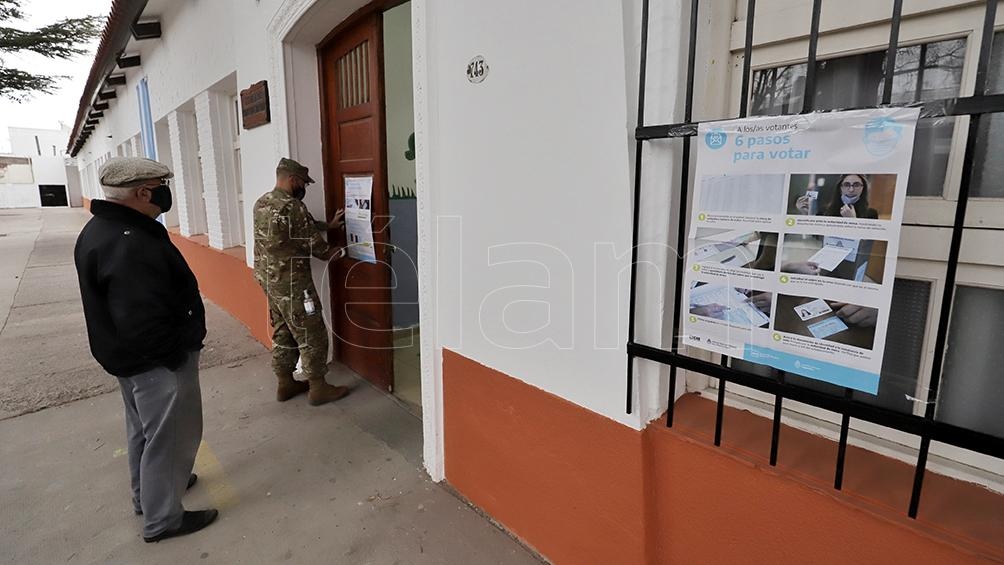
[{"xmin": 316, "ymin": 0, "xmax": 410, "ymax": 50}]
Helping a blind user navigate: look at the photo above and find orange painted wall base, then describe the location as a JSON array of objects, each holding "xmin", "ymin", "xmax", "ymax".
[
  {"xmin": 443, "ymin": 349, "xmax": 1003, "ymax": 565},
  {"xmin": 168, "ymin": 231, "xmax": 271, "ymax": 346}
]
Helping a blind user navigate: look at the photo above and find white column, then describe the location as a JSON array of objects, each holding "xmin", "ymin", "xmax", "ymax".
[
  {"xmin": 195, "ymin": 90, "xmax": 241, "ymax": 249},
  {"xmin": 167, "ymin": 110, "xmax": 208, "ymax": 237}
]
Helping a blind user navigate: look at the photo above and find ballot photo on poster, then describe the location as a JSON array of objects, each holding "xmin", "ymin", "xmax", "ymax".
[
  {"xmin": 688, "ymin": 283, "xmax": 773, "ymax": 328},
  {"xmin": 780, "ymin": 233, "xmax": 887, "ymax": 284},
  {"xmin": 690, "ymin": 228, "xmax": 779, "ymax": 271},
  {"xmin": 774, "ymin": 293, "xmax": 877, "ymax": 350}
]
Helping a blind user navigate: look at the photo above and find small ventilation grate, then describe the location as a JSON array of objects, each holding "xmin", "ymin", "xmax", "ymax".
[{"xmin": 336, "ymin": 41, "xmax": 370, "ymax": 109}]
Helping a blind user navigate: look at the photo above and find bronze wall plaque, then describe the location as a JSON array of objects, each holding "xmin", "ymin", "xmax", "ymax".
[{"xmin": 240, "ymin": 81, "xmax": 271, "ymax": 129}]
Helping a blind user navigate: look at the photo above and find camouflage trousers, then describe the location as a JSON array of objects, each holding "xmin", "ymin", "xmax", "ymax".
[{"xmin": 266, "ymin": 286, "xmax": 329, "ymax": 379}]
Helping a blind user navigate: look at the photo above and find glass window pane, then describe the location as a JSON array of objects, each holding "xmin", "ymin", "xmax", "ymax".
[
  {"xmin": 813, "ymin": 51, "xmax": 886, "ymax": 110},
  {"xmin": 987, "ymin": 31, "xmax": 1003, "ymax": 95},
  {"xmin": 916, "ymin": 39, "xmax": 967, "ymax": 100},
  {"xmin": 888, "ymin": 44, "xmax": 921, "ymax": 105},
  {"xmin": 907, "ymin": 117, "xmax": 956, "ymax": 197},
  {"xmin": 750, "ymin": 64, "xmax": 807, "ymax": 116},
  {"xmin": 936, "ymin": 285, "xmax": 1004, "ymax": 439},
  {"xmin": 748, "ymin": 38, "xmax": 965, "ymax": 197},
  {"xmin": 971, "ymin": 114, "xmax": 1004, "ymax": 198},
  {"xmin": 874, "ymin": 278, "xmax": 930, "ymax": 412},
  {"xmin": 970, "ymin": 32, "xmax": 1003, "ymax": 198}
]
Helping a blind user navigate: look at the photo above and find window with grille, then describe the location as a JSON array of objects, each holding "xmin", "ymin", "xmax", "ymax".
[{"xmin": 625, "ymin": 0, "xmax": 1004, "ymax": 519}]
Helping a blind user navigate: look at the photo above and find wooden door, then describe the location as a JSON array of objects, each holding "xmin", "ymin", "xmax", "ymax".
[{"xmin": 319, "ymin": 13, "xmax": 394, "ymax": 391}]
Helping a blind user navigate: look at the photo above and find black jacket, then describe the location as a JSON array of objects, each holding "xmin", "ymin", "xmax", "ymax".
[{"xmin": 74, "ymin": 200, "xmax": 206, "ymax": 378}]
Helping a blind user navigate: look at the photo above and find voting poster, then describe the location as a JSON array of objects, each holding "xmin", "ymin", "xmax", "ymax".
[
  {"xmin": 682, "ymin": 108, "xmax": 919, "ymax": 394},
  {"xmin": 344, "ymin": 175, "xmax": 377, "ymax": 263}
]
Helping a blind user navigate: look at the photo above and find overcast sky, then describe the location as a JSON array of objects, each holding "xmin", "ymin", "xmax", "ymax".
[{"xmin": 0, "ymin": 0, "xmax": 112, "ymax": 153}]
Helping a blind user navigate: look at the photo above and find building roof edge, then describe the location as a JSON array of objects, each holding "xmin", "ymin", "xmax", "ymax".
[{"xmin": 67, "ymin": 0, "xmax": 149, "ymax": 157}]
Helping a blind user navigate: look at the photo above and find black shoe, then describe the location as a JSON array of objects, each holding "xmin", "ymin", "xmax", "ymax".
[
  {"xmin": 134, "ymin": 474, "xmax": 199, "ymax": 515},
  {"xmin": 143, "ymin": 509, "xmax": 219, "ymax": 543}
]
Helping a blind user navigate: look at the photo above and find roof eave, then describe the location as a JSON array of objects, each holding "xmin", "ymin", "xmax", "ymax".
[{"xmin": 67, "ymin": 0, "xmax": 150, "ymax": 157}]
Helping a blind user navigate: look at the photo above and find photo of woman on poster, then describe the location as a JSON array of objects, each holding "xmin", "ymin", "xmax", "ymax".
[{"xmin": 794, "ymin": 173, "xmax": 881, "ymax": 219}]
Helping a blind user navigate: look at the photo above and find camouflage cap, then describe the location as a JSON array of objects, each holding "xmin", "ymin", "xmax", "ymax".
[
  {"xmin": 99, "ymin": 157, "xmax": 173, "ymax": 187},
  {"xmin": 276, "ymin": 157, "xmax": 315, "ymax": 184}
]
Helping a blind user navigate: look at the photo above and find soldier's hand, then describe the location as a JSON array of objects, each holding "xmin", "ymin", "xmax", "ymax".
[{"xmin": 328, "ymin": 209, "xmax": 345, "ymax": 230}]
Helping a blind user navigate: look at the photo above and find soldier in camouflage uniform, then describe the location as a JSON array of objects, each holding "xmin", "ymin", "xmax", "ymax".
[{"xmin": 253, "ymin": 158, "xmax": 349, "ymax": 406}]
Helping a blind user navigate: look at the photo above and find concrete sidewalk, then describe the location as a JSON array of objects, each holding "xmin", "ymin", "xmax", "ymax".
[{"xmin": 0, "ymin": 209, "xmax": 540, "ymax": 565}]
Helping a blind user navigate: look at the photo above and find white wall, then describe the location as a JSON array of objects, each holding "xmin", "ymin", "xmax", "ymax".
[
  {"xmin": 75, "ymin": 84, "xmax": 142, "ymax": 172},
  {"xmin": 0, "ymin": 184, "xmax": 40, "ymax": 208},
  {"xmin": 10, "ymin": 127, "xmax": 71, "ymax": 185},
  {"xmin": 231, "ymin": 0, "xmax": 280, "ymax": 266},
  {"xmin": 65, "ymin": 164, "xmax": 83, "ymax": 207},
  {"xmin": 417, "ymin": 0, "xmax": 687, "ymax": 430},
  {"xmin": 141, "ymin": 1, "xmax": 237, "ymax": 126},
  {"xmin": 5, "ymin": 127, "xmax": 73, "ymax": 207}
]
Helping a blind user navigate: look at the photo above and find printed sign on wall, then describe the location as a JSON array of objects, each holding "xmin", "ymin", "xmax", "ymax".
[{"xmin": 682, "ymin": 108, "xmax": 919, "ymax": 394}]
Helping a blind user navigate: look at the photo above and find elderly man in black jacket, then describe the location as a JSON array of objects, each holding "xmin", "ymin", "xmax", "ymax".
[{"xmin": 74, "ymin": 157, "xmax": 218, "ymax": 543}]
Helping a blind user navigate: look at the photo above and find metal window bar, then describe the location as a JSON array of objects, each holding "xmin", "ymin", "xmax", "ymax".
[
  {"xmin": 661, "ymin": 0, "xmax": 701, "ymax": 428},
  {"xmin": 625, "ymin": 0, "xmax": 1004, "ymax": 520}
]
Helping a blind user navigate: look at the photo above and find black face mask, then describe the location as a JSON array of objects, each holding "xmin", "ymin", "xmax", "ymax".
[
  {"xmin": 149, "ymin": 184, "xmax": 173, "ymax": 213},
  {"xmin": 292, "ymin": 185, "xmax": 306, "ymax": 200}
]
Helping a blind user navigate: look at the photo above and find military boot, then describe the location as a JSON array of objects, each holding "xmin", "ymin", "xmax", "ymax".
[
  {"xmin": 307, "ymin": 375, "xmax": 350, "ymax": 406},
  {"xmin": 276, "ymin": 371, "xmax": 309, "ymax": 402}
]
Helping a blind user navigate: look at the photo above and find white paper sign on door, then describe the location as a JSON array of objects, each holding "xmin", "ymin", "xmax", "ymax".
[{"xmin": 344, "ymin": 175, "xmax": 376, "ymax": 263}]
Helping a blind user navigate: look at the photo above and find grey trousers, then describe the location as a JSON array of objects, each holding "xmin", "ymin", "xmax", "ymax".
[{"xmin": 117, "ymin": 351, "xmax": 203, "ymax": 538}]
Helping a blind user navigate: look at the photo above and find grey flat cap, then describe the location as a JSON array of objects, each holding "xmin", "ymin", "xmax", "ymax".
[{"xmin": 99, "ymin": 157, "xmax": 174, "ymax": 187}]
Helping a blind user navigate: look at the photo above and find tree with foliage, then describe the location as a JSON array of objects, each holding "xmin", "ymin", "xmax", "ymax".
[{"xmin": 0, "ymin": 0, "xmax": 103, "ymax": 101}]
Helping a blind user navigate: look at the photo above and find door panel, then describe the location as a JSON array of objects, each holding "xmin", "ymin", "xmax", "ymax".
[
  {"xmin": 338, "ymin": 120, "xmax": 376, "ymax": 161},
  {"xmin": 320, "ymin": 13, "xmax": 394, "ymax": 391}
]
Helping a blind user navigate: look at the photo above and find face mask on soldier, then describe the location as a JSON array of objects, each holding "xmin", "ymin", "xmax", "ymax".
[{"xmin": 292, "ymin": 179, "xmax": 306, "ymax": 200}]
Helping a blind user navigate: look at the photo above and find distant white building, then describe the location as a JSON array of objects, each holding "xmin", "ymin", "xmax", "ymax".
[{"xmin": 0, "ymin": 125, "xmax": 82, "ymax": 208}]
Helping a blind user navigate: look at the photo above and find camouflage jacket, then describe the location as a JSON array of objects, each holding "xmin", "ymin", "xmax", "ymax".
[{"xmin": 252, "ymin": 188, "xmax": 333, "ymax": 298}]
